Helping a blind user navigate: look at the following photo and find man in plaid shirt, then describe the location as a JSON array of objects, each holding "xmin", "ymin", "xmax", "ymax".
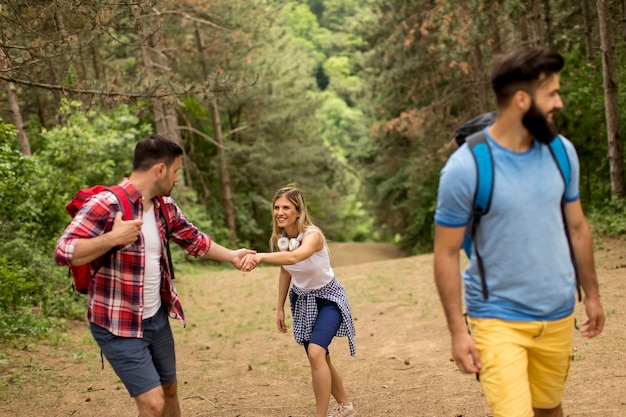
[{"xmin": 55, "ymin": 134, "xmax": 255, "ymax": 417}]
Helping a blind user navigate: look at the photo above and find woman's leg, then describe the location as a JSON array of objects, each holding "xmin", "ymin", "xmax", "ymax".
[
  {"xmin": 326, "ymin": 354, "xmax": 349, "ymax": 405},
  {"xmin": 308, "ymin": 343, "xmax": 334, "ymax": 417},
  {"xmin": 306, "ymin": 299, "xmax": 345, "ymax": 417}
]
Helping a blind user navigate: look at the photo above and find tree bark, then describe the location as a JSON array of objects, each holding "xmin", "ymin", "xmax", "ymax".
[
  {"xmin": 530, "ymin": 0, "xmax": 545, "ymax": 45},
  {"xmin": 130, "ymin": 5, "xmax": 173, "ymax": 143},
  {"xmin": 582, "ymin": 0, "xmax": 595, "ymax": 61},
  {"xmin": 196, "ymin": 22, "xmax": 237, "ymax": 245},
  {"xmin": 5, "ymin": 81, "xmax": 31, "ymax": 155},
  {"xmin": 622, "ymin": 0, "xmax": 626, "ymax": 42},
  {"xmin": 488, "ymin": 0, "xmax": 502, "ymax": 54},
  {"xmin": 1, "ymin": 51, "xmax": 30, "ymax": 155},
  {"xmin": 470, "ymin": 43, "xmax": 490, "ymax": 113},
  {"xmin": 211, "ymin": 100, "xmax": 237, "ymax": 246},
  {"xmin": 597, "ymin": 0, "xmax": 625, "ymax": 197},
  {"xmin": 542, "ymin": 0, "xmax": 553, "ymax": 45},
  {"xmin": 150, "ymin": 13, "xmax": 181, "ymax": 145}
]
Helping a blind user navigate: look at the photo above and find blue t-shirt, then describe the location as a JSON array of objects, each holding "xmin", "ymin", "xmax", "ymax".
[{"xmin": 434, "ymin": 130, "xmax": 580, "ymax": 321}]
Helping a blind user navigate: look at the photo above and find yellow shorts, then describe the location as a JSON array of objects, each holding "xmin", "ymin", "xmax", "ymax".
[{"xmin": 467, "ymin": 313, "xmax": 574, "ymax": 417}]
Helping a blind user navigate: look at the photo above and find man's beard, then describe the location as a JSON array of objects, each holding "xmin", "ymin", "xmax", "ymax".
[
  {"xmin": 156, "ymin": 177, "xmax": 174, "ymax": 197},
  {"xmin": 522, "ymin": 99, "xmax": 558, "ymax": 144}
]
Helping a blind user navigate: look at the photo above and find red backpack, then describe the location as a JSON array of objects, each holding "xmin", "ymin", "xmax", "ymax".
[{"xmin": 65, "ymin": 185, "xmax": 174, "ymax": 294}]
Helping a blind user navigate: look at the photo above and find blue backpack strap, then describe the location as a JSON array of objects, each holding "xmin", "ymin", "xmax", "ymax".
[
  {"xmin": 548, "ymin": 136, "xmax": 571, "ymax": 188},
  {"xmin": 465, "ymin": 130, "xmax": 494, "ymax": 300},
  {"xmin": 467, "ymin": 132, "xmax": 494, "ymax": 215},
  {"xmin": 547, "ymin": 136, "xmax": 582, "ymax": 302}
]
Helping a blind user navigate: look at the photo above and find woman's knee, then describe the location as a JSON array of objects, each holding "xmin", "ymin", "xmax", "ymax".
[{"xmin": 307, "ymin": 343, "xmax": 328, "ymax": 365}]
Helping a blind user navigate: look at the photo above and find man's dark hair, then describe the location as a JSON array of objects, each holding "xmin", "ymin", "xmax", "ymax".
[
  {"xmin": 490, "ymin": 46, "xmax": 564, "ymax": 106},
  {"xmin": 133, "ymin": 134, "xmax": 184, "ymax": 172}
]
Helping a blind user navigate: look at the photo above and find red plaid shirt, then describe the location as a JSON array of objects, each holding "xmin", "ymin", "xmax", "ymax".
[{"xmin": 55, "ymin": 179, "xmax": 211, "ymax": 337}]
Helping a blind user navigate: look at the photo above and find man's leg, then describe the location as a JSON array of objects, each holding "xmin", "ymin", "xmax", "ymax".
[
  {"xmin": 90, "ymin": 307, "xmax": 179, "ymax": 417},
  {"xmin": 90, "ymin": 323, "xmax": 163, "ymax": 415},
  {"xmin": 148, "ymin": 307, "xmax": 180, "ymax": 417},
  {"xmin": 133, "ymin": 381, "xmax": 179, "ymax": 417},
  {"xmin": 135, "ymin": 385, "xmax": 165, "ymax": 417},
  {"xmin": 528, "ymin": 314, "xmax": 574, "ymax": 417},
  {"xmin": 162, "ymin": 381, "xmax": 180, "ymax": 417},
  {"xmin": 533, "ymin": 405, "xmax": 563, "ymax": 417},
  {"xmin": 467, "ymin": 317, "xmax": 535, "ymax": 417}
]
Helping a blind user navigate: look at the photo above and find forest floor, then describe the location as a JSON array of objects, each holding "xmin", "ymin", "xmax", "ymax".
[{"xmin": 0, "ymin": 239, "xmax": 625, "ymax": 417}]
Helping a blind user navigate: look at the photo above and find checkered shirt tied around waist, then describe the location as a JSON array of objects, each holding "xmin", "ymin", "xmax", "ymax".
[{"xmin": 289, "ymin": 277, "xmax": 356, "ymax": 356}]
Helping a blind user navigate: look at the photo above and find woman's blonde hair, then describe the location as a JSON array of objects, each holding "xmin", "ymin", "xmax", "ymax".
[{"xmin": 269, "ymin": 186, "xmax": 318, "ymax": 251}]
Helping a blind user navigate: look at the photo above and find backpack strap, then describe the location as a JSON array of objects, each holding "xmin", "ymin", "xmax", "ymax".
[
  {"xmin": 465, "ymin": 130, "xmax": 494, "ymax": 300},
  {"xmin": 547, "ymin": 137, "xmax": 582, "ymax": 302},
  {"xmin": 548, "ymin": 137, "xmax": 571, "ymax": 186},
  {"xmin": 107, "ymin": 185, "xmax": 133, "ymax": 221},
  {"xmin": 87, "ymin": 186, "xmax": 134, "ymax": 282},
  {"xmin": 156, "ymin": 196, "xmax": 175, "ymax": 281}
]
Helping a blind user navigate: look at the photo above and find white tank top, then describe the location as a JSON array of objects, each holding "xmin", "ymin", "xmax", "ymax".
[
  {"xmin": 282, "ymin": 228, "xmax": 334, "ymax": 291},
  {"xmin": 142, "ymin": 204, "xmax": 162, "ymax": 318}
]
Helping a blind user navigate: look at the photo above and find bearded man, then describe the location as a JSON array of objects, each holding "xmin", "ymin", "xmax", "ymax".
[{"xmin": 433, "ymin": 47, "xmax": 605, "ymax": 417}]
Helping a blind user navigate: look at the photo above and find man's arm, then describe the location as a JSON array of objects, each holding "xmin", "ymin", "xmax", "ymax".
[
  {"xmin": 71, "ymin": 212, "xmax": 144, "ymax": 266},
  {"xmin": 204, "ymin": 241, "xmax": 255, "ymax": 270},
  {"xmin": 433, "ymin": 224, "xmax": 482, "ymax": 374},
  {"xmin": 564, "ymin": 200, "xmax": 605, "ymax": 338}
]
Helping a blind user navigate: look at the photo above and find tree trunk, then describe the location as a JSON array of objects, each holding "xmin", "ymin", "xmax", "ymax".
[
  {"xmin": 530, "ymin": 0, "xmax": 545, "ymax": 45},
  {"xmin": 195, "ymin": 22, "xmax": 237, "ymax": 245},
  {"xmin": 597, "ymin": 0, "xmax": 625, "ymax": 197},
  {"xmin": 471, "ymin": 43, "xmax": 490, "ymax": 113},
  {"xmin": 211, "ymin": 100, "xmax": 237, "ymax": 246},
  {"xmin": 582, "ymin": 0, "xmax": 595, "ymax": 61},
  {"xmin": 542, "ymin": 0, "xmax": 553, "ymax": 45},
  {"xmin": 622, "ymin": 0, "xmax": 626, "ymax": 42},
  {"xmin": 150, "ymin": 14, "xmax": 181, "ymax": 145},
  {"xmin": 130, "ymin": 5, "xmax": 174, "ymax": 144},
  {"xmin": 1, "ymin": 51, "xmax": 30, "ymax": 155},
  {"xmin": 5, "ymin": 81, "xmax": 31, "ymax": 155},
  {"xmin": 488, "ymin": 0, "xmax": 502, "ymax": 54},
  {"xmin": 91, "ymin": 45, "xmax": 101, "ymax": 81}
]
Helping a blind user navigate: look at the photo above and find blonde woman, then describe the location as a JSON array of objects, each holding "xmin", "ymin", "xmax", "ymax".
[{"xmin": 242, "ymin": 186, "xmax": 356, "ymax": 417}]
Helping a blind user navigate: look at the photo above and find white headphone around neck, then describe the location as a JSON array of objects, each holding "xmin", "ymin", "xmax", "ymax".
[{"xmin": 277, "ymin": 231, "xmax": 304, "ymax": 252}]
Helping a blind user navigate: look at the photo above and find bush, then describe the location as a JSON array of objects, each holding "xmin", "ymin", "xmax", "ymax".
[
  {"xmin": 0, "ymin": 103, "xmax": 151, "ymax": 341},
  {"xmin": 588, "ymin": 197, "xmax": 626, "ymax": 237}
]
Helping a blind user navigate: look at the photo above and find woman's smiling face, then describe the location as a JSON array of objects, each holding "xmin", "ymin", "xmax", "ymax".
[{"xmin": 273, "ymin": 196, "xmax": 299, "ymax": 229}]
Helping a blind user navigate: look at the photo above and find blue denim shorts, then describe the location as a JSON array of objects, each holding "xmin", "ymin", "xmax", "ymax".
[
  {"xmin": 303, "ymin": 298, "xmax": 342, "ymax": 354},
  {"xmin": 89, "ymin": 306, "xmax": 176, "ymax": 397}
]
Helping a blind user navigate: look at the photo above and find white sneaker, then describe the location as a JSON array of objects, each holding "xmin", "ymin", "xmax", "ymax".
[{"xmin": 328, "ymin": 402, "xmax": 354, "ymax": 417}]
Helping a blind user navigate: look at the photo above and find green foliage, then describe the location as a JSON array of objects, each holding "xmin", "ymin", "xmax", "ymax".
[
  {"xmin": 36, "ymin": 101, "xmax": 151, "ymax": 191},
  {"xmin": 558, "ymin": 49, "xmax": 610, "ymax": 207},
  {"xmin": 0, "ymin": 103, "xmax": 151, "ymax": 340},
  {"xmin": 179, "ymin": 1, "xmax": 374, "ymax": 251},
  {"xmin": 0, "ymin": 124, "xmax": 62, "ymax": 341},
  {"xmin": 588, "ymin": 198, "xmax": 626, "ymax": 237},
  {"xmin": 0, "ymin": 258, "xmax": 41, "ymax": 314}
]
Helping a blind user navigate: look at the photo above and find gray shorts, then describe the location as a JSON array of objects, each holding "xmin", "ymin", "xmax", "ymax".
[{"xmin": 90, "ymin": 306, "xmax": 176, "ymax": 397}]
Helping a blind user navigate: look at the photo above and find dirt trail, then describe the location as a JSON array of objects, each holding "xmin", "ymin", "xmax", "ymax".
[{"xmin": 0, "ymin": 239, "xmax": 625, "ymax": 417}]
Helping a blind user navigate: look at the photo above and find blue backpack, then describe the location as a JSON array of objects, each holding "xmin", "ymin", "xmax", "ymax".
[{"xmin": 454, "ymin": 113, "xmax": 581, "ymax": 301}]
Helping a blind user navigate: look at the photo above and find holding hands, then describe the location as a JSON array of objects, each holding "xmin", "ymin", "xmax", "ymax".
[
  {"xmin": 241, "ymin": 253, "xmax": 262, "ymax": 272},
  {"xmin": 232, "ymin": 248, "xmax": 258, "ymax": 271}
]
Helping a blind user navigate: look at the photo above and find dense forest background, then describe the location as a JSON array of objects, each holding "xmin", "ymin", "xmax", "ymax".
[{"xmin": 1, "ymin": 0, "xmax": 626, "ymax": 339}]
